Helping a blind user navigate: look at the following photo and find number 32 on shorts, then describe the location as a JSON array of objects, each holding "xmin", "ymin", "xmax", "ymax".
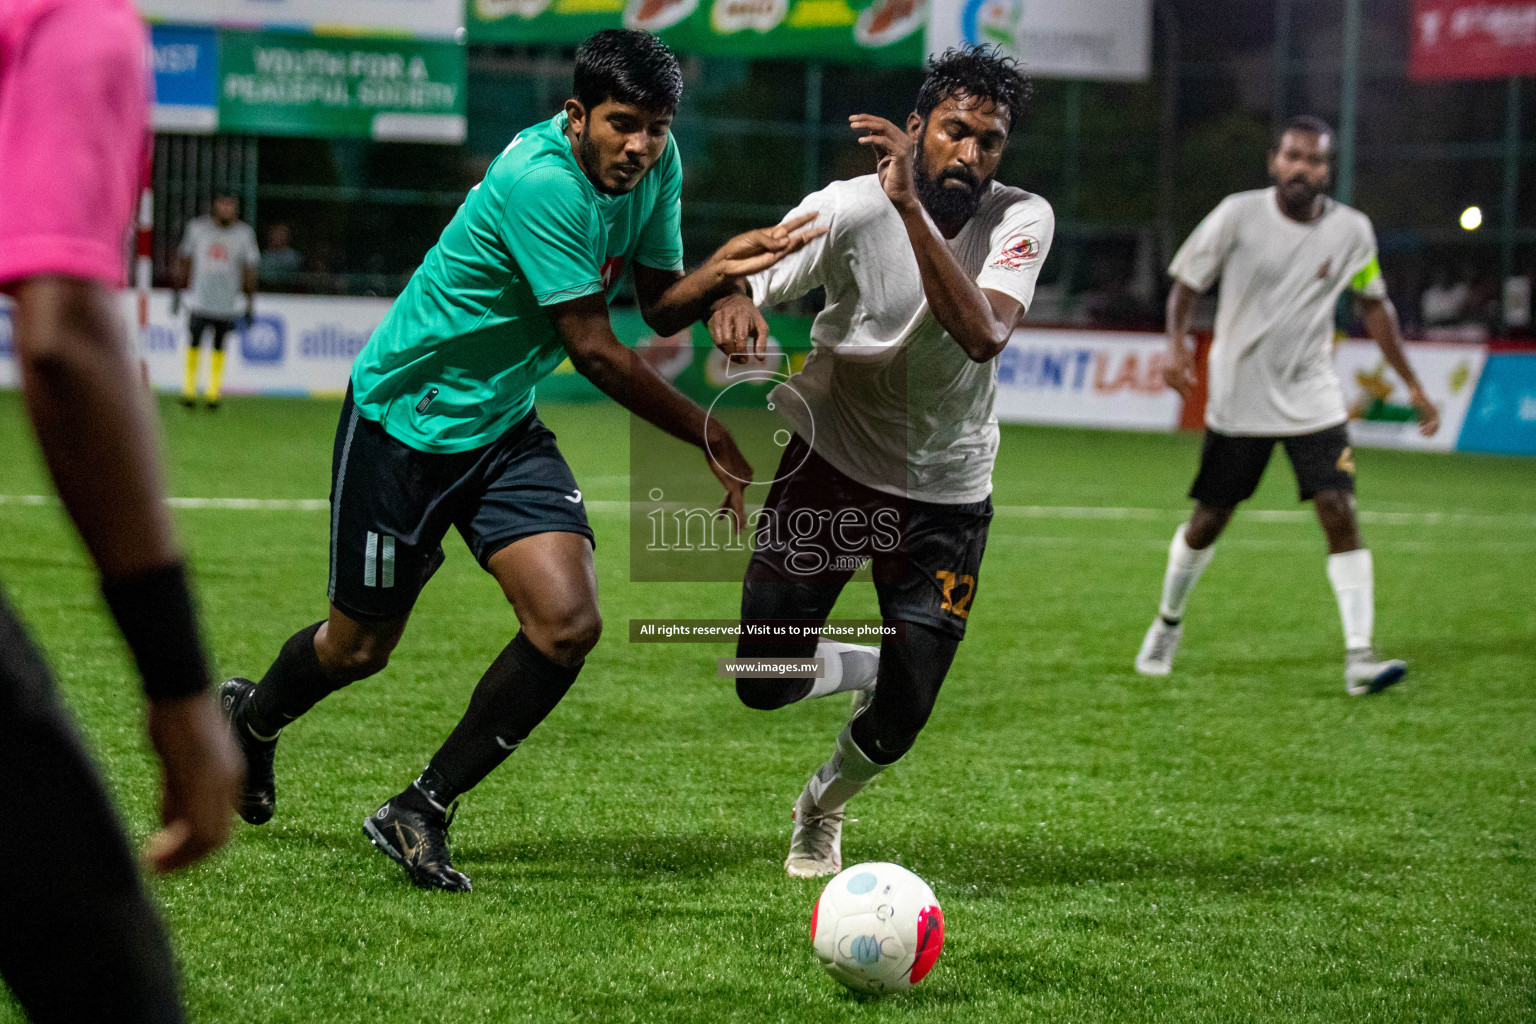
[{"xmin": 935, "ymin": 570, "xmax": 976, "ymax": 620}]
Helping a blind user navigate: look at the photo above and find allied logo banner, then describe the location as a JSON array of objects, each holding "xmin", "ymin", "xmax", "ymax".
[{"xmin": 1410, "ymin": 0, "xmax": 1536, "ymax": 80}]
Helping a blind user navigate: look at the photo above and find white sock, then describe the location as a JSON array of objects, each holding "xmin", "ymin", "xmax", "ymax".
[
  {"xmin": 805, "ymin": 725, "xmax": 888, "ymax": 813},
  {"xmin": 1158, "ymin": 523, "xmax": 1217, "ymax": 621},
  {"xmin": 807, "ymin": 641, "xmax": 879, "ymax": 698},
  {"xmin": 1326, "ymin": 548, "xmax": 1374, "ymax": 653}
]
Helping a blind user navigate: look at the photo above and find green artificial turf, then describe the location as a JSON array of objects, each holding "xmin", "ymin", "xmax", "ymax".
[{"xmin": 0, "ymin": 392, "xmax": 1532, "ymax": 1023}]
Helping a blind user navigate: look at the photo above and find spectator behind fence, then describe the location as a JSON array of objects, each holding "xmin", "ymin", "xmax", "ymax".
[
  {"xmin": 258, "ymin": 222, "xmax": 302, "ymax": 288},
  {"xmin": 173, "ymin": 192, "xmax": 259, "ymax": 409},
  {"xmin": 1420, "ymin": 267, "xmax": 1469, "ymax": 328}
]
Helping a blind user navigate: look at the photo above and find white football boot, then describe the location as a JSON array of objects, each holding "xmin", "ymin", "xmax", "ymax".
[
  {"xmin": 1345, "ymin": 649, "xmax": 1407, "ymax": 696},
  {"xmin": 1135, "ymin": 617, "xmax": 1184, "ymax": 676},
  {"xmin": 785, "ymin": 785, "xmax": 843, "ymax": 879}
]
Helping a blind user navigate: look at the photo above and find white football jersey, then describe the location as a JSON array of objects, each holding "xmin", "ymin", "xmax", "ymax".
[
  {"xmin": 749, "ymin": 174, "xmax": 1054, "ymax": 504},
  {"xmin": 1170, "ymin": 187, "xmax": 1387, "ymax": 436},
  {"xmin": 179, "ymin": 217, "xmax": 259, "ymax": 318}
]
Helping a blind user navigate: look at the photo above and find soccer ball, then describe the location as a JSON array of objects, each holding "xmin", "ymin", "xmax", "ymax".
[{"xmin": 810, "ymin": 862, "xmax": 944, "ymax": 994}]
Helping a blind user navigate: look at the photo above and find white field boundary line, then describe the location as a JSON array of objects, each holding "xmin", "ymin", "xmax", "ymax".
[{"xmin": 2, "ymin": 495, "xmax": 1533, "ymax": 529}]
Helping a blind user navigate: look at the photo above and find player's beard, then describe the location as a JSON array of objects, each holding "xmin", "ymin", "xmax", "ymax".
[
  {"xmin": 912, "ymin": 138, "xmax": 989, "ymax": 227},
  {"xmin": 579, "ymin": 129, "xmax": 643, "ymax": 196},
  {"xmin": 1279, "ymin": 174, "xmax": 1325, "ymax": 208}
]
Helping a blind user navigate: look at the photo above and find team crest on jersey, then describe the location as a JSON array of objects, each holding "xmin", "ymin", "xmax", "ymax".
[
  {"xmin": 1316, "ymin": 258, "xmax": 1332, "ymax": 280},
  {"xmin": 991, "ymin": 234, "xmax": 1040, "ymax": 272},
  {"xmin": 601, "ymin": 256, "xmax": 626, "ymax": 288}
]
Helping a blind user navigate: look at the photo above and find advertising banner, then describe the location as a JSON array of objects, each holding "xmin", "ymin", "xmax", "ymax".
[
  {"xmin": 468, "ymin": 0, "xmax": 925, "ymax": 66},
  {"xmin": 151, "ymin": 25, "xmax": 220, "ymax": 133},
  {"xmin": 6, "ymin": 298, "xmax": 1521, "ymax": 459},
  {"xmin": 925, "ymin": 0, "xmax": 1152, "ymax": 81},
  {"xmin": 218, "ymin": 32, "xmax": 467, "ymax": 142},
  {"xmin": 137, "ymin": 0, "xmax": 464, "ymax": 40},
  {"xmin": 468, "ymin": 0, "xmax": 1146, "ymax": 75},
  {"xmin": 993, "ymin": 329, "xmax": 1182, "ymax": 431},
  {"xmin": 1410, "ymin": 0, "xmax": 1536, "ymax": 81},
  {"xmin": 0, "ymin": 293, "xmax": 810, "ymax": 403},
  {"xmin": 1458, "ymin": 351, "xmax": 1536, "ymax": 455},
  {"xmin": 1336, "ymin": 340, "xmax": 1486, "ymax": 452}
]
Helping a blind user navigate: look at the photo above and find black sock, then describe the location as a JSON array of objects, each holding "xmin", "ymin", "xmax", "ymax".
[
  {"xmin": 396, "ymin": 765, "xmax": 453, "ymax": 816},
  {"xmin": 420, "ymin": 632, "xmax": 581, "ymax": 804},
  {"xmin": 245, "ymin": 622, "xmax": 341, "ymax": 737},
  {"xmin": 849, "ymin": 622, "xmax": 958, "ymax": 766}
]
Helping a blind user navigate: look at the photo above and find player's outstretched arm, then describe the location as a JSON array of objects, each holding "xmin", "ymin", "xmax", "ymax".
[
  {"xmin": 11, "ymin": 275, "xmax": 242, "ymax": 873},
  {"xmin": 634, "ymin": 213, "xmax": 826, "ymax": 339},
  {"xmin": 1358, "ymin": 295, "xmax": 1441, "ymax": 436},
  {"xmin": 852, "ymin": 114, "xmax": 1022, "ymax": 361},
  {"xmin": 1163, "ymin": 280, "xmax": 1202, "ymax": 398},
  {"xmin": 551, "ymin": 293, "xmax": 754, "ymax": 528}
]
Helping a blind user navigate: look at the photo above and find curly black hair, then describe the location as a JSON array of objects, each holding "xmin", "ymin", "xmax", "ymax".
[
  {"xmin": 915, "ymin": 45, "xmax": 1033, "ymax": 134},
  {"xmin": 574, "ymin": 29, "xmax": 683, "ymax": 116}
]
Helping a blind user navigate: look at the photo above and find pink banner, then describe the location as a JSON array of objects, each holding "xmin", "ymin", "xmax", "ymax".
[{"xmin": 1410, "ymin": 0, "xmax": 1536, "ymax": 80}]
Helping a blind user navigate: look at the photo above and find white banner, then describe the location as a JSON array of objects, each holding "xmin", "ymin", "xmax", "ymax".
[
  {"xmin": 0, "ymin": 300, "xmax": 1486, "ymax": 456},
  {"xmin": 136, "ymin": 0, "xmax": 464, "ymax": 39},
  {"xmin": 140, "ymin": 291, "xmax": 389, "ymax": 396},
  {"xmin": 1336, "ymin": 339, "xmax": 1486, "ymax": 452},
  {"xmin": 994, "ymin": 329, "xmax": 1182, "ymax": 431},
  {"xmin": 0, "ymin": 291, "xmax": 390, "ymax": 395},
  {"xmin": 926, "ymin": 0, "xmax": 1152, "ymax": 82}
]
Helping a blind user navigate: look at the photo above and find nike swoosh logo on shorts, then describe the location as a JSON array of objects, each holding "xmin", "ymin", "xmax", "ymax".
[{"xmin": 563, "ymin": 489, "xmax": 582, "ymax": 503}]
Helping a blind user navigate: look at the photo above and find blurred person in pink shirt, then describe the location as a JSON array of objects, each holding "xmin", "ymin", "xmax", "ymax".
[{"xmin": 0, "ymin": 1, "xmax": 240, "ymax": 1020}]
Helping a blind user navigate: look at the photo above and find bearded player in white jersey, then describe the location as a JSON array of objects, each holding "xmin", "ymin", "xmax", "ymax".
[
  {"xmin": 1135, "ymin": 116, "xmax": 1440, "ymax": 695},
  {"xmin": 707, "ymin": 47, "xmax": 1052, "ymax": 877}
]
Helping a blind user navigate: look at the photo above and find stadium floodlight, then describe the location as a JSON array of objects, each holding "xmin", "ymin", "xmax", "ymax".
[{"xmin": 1460, "ymin": 206, "xmax": 1484, "ymax": 231}]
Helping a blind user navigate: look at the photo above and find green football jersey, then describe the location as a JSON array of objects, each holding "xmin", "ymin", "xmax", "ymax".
[{"xmin": 350, "ymin": 112, "xmax": 684, "ymax": 453}]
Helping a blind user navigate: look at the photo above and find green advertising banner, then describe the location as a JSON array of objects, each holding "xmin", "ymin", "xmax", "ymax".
[
  {"xmin": 218, "ymin": 32, "xmax": 467, "ymax": 142},
  {"xmin": 467, "ymin": 0, "xmax": 926, "ymax": 67}
]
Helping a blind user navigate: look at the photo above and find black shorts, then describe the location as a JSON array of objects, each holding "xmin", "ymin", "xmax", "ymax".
[
  {"xmin": 327, "ymin": 388, "xmax": 594, "ymax": 622},
  {"xmin": 1189, "ymin": 422, "xmax": 1356, "ymax": 507},
  {"xmin": 0, "ymin": 591, "xmax": 184, "ymax": 1023},
  {"xmin": 745, "ymin": 434, "xmax": 992, "ymax": 640},
  {"xmin": 187, "ymin": 313, "xmax": 234, "ymax": 350}
]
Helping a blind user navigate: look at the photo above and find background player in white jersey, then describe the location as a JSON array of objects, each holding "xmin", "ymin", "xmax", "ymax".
[
  {"xmin": 708, "ymin": 47, "xmax": 1052, "ymax": 877},
  {"xmin": 1136, "ymin": 116, "xmax": 1440, "ymax": 695},
  {"xmin": 173, "ymin": 192, "xmax": 259, "ymax": 409}
]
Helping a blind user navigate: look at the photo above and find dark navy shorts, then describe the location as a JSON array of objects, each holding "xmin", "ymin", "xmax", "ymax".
[
  {"xmin": 744, "ymin": 434, "xmax": 992, "ymax": 640},
  {"xmin": 1190, "ymin": 422, "xmax": 1356, "ymax": 508},
  {"xmin": 327, "ymin": 388, "xmax": 593, "ymax": 622}
]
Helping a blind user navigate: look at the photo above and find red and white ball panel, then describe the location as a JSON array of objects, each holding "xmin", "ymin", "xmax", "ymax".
[{"xmin": 810, "ymin": 862, "xmax": 944, "ymax": 994}]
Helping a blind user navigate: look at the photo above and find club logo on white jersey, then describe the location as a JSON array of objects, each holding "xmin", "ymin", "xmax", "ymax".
[
  {"xmin": 991, "ymin": 233, "xmax": 1040, "ymax": 272},
  {"xmin": 1316, "ymin": 258, "xmax": 1333, "ymax": 280}
]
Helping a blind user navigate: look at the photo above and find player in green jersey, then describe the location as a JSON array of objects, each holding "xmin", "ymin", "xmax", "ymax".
[{"xmin": 219, "ymin": 30, "xmax": 822, "ymax": 891}]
